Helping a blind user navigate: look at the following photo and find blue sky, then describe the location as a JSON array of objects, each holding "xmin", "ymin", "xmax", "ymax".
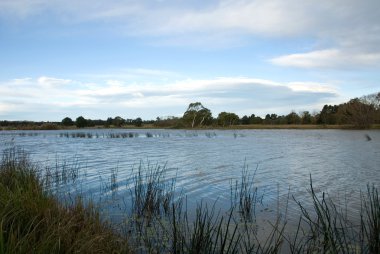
[{"xmin": 0, "ymin": 0, "xmax": 379, "ymax": 121}]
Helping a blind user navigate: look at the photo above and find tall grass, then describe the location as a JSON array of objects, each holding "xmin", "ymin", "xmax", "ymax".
[
  {"xmin": 231, "ymin": 163, "xmax": 261, "ymax": 221},
  {"xmin": 285, "ymin": 176, "xmax": 380, "ymax": 253},
  {"xmin": 0, "ymin": 147, "xmax": 129, "ymax": 253},
  {"xmin": 130, "ymin": 162, "xmax": 176, "ymax": 219},
  {"xmin": 361, "ymin": 185, "xmax": 380, "ymax": 253}
]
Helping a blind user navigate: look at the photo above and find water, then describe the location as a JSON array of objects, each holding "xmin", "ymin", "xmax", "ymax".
[{"xmin": 1, "ymin": 129, "xmax": 379, "ymax": 223}]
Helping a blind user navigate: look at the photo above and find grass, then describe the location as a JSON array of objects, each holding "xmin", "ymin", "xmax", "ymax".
[
  {"xmin": 230, "ymin": 163, "xmax": 261, "ymax": 221},
  {"xmin": 130, "ymin": 162, "xmax": 176, "ymax": 219},
  {"xmin": 0, "ymin": 148, "xmax": 129, "ymax": 253},
  {"xmin": 1, "ymin": 147, "xmax": 380, "ymax": 253}
]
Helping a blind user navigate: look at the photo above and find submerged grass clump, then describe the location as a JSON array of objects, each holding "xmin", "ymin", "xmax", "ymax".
[{"xmin": 0, "ymin": 148, "xmax": 129, "ymax": 253}]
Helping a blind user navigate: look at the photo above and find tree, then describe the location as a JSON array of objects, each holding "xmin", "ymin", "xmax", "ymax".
[
  {"xmin": 113, "ymin": 116, "xmax": 125, "ymax": 127},
  {"xmin": 217, "ymin": 112, "xmax": 239, "ymax": 127},
  {"xmin": 338, "ymin": 98, "xmax": 376, "ymax": 128},
  {"xmin": 241, "ymin": 115, "xmax": 250, "ymax": 125},
  {"xmin": 183, "ymin": 102, "xmax": 212, "ymax": 128},
  {"xmin": 86, "ymin": 119, "xmax": 95, "ymax": 127},
  {"xmin": 300, "ymin": 111, "xmax": 312, "ymax": 124},
  {"xmin": 106, "ymin": 117, "xmax": 113, "ymax": 127},
  {"xmin": 286, "ymin": 111, "xmax": 301, "ymax": 124},
  {"xmin": 154, "ymin": 116, "xmax": 182, "ymax": 128},
  {"xmin": 133, "ymin": 117, "xmax": 143, "ymax": 127},
  {"xmin": 362, "ymin": 92, "xmax": 380, "ymax": 124},
  {"xmin": 317, "ymin": 105, "xmax": 339, "ymax": 125},
  {"xmin": 250, "ymin": 114, "xmax": 263, "ymax": 124},
  {"xmin": 75, "ymin": 116, "xmax": 87, "ymax": 128},
  {"xmin": 264, "ymin": 113, "xmax": 278, "ymax": 124},
  {"xmin": 61, "ymin": 117, "xmax": 74, "ymax": 126}
]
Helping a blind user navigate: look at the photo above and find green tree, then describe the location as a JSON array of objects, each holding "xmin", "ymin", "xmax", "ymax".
[
  {"xmin": 241, "ymin": 115, "xmax": 250, "ymax": 125},
  {"xmin": 264, "ymin": 113, "xmax": 278, "ymax": 124},
  {"xmin": 134, "ymin": 117, "xmax": 143, "ymax": 127},
  {"xmin": 183, "ymin": 102, "xmax": 212, "ymax": 128},
  {"xmin": 317, "ymin": 105, "xmax": 339, "ymax": 125},
  {"xmin": 106, "ymin": 117, "xmax": 113, "ymax": 127},
  {"xmin": 286, "ymin": 111, "xmax": 301, "ymax": 124},
  {"xmin": 86, "ymin": 119, "xmax": 95, "ymax": 127},
  {"xmin": 217, "ymin": 112, "xmax": 239, "ymax": 127},
  {"xmin": 250, "ymin": 114, "xmax": 263, "ymax": 124},
  {"xmin": 300, "ymin": 111, "xmax": 312, "ymax": 124},
  {"xmin": 113, "ymin": 116, "xmax": 125, "ymax": 127},
  {"xmin": 61, "ymin": 117, "xmax": 74, "ymax": 126},
  {"xmin": 75, "ymin": 116, "xmax": 87, "ymax": 128}
]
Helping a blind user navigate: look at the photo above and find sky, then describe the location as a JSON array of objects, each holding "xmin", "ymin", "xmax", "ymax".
[{"xmin": 0, "ymin": 0, "xmax": 379, "ymax": 121}]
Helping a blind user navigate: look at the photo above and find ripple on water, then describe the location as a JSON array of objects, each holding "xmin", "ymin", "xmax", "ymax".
[{"xmin": 1, "ymin": 129, "xmax": 379, "ymax": 223}]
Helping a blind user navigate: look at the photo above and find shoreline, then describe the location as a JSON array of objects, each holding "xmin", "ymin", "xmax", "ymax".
[{"xmin": 1, "ymin": 124, "xmax": 380, "ymax": 131}]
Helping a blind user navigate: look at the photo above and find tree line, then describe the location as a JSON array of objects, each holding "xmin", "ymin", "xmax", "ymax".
[
  {"xmin": 157, "ymin": 92, "xmax": 380, "ymax": 129},
  {"xmin": 61, "ymin": 116, "xmax": 152, "ymax": 128},
  {"xmin": 1, "ymin": 92, "xmax": 379, "ymax": 129}
]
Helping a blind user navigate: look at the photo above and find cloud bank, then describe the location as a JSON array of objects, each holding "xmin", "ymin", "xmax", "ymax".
[{"xmin": 0, "ymin": 74, "xmax": 337, "ymax": 121}]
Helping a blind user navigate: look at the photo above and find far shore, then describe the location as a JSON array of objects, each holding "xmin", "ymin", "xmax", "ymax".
[{"xmin": 1, "ymin": 123, "xmax": 380, "ymax": 131}]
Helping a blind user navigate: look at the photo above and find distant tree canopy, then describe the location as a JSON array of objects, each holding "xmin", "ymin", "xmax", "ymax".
[
  {"xmin": 133, "ymin": 117, "xmax": 143, "ymax": 127},
  {"xmin": 61, "ymin": 117, "xmax": 74, "ymax": 126},
  {"xmin": 75, "ymin": 116, "xmax": 87, "ymax": 128},
  {"xmin": 317, "ymin": 105, "xmax": 339, "ymax": 125},
  {"xmin": 240, "ymin": 114, "xmax": 263, "ymax": 125},
  {"xmin": 154, "ymin": 116, "xmax": 182, "ymax": 128},
  {"xmin": 286, "ymin": 111, "xmax": 301, "ymax": 125},
  {"xmin": 338, "ymin": 96, "xmax": 377, "ymax": 128},
  {"xmin": 300, "ymin": 111, "xmax": 312, "ymax": 124},
  {"xmin": 217, "ymin": 112, "xmax": 239, "ymax": 127},
  {"xmin": 183, "ymin": 102, "xmax": 213, "ymax": 128}
]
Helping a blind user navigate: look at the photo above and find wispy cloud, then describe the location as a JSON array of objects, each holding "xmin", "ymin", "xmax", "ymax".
[
  {"xmin": 271, "ymin": 49, "xmax": 380, "ymax": 69},
  {"xmin": 0, "ymin": 1, "xmax": 377, "ymax": 39},
  {"xmin": 2, "ymin": 0, "xmax": 379, "ymax": 68},
  {"xmin": 37, "ymin": 76, "xmax": 72, "ymax": 88}
]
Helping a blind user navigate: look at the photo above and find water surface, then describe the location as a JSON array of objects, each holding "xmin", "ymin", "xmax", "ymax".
[{"xmin": 1, "ymin": 129, "xmax": 379, "ymax": 221}]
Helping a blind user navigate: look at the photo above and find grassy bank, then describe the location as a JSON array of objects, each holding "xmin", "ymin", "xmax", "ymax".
[
  {"xmin": 0, "ymin": 149, "xmax": 130, "ymax": 253},
  {"xmin": 1, "ymin": 148, "xmax": 379, "ymax": 253}
]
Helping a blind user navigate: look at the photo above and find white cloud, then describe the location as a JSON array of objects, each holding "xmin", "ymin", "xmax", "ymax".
[
  {"xmin": 271, "ymin": 49, "xmax": 380, "ymax": 69},
  {"xmin": 287, "ymin": 82, "xmax": 336, "ymax": 93},
  {"xmin": 37, "ymin": 76, "xmax": 72, "ymax": 88},
  {"xmin": 0, "ymin": 75, "xmax": 338, "ymax": 120}
]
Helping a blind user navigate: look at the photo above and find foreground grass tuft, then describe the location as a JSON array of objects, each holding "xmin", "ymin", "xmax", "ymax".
[{"xmin": 0, "ymin": 148, "xmax": 130, "ymax": 253}]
